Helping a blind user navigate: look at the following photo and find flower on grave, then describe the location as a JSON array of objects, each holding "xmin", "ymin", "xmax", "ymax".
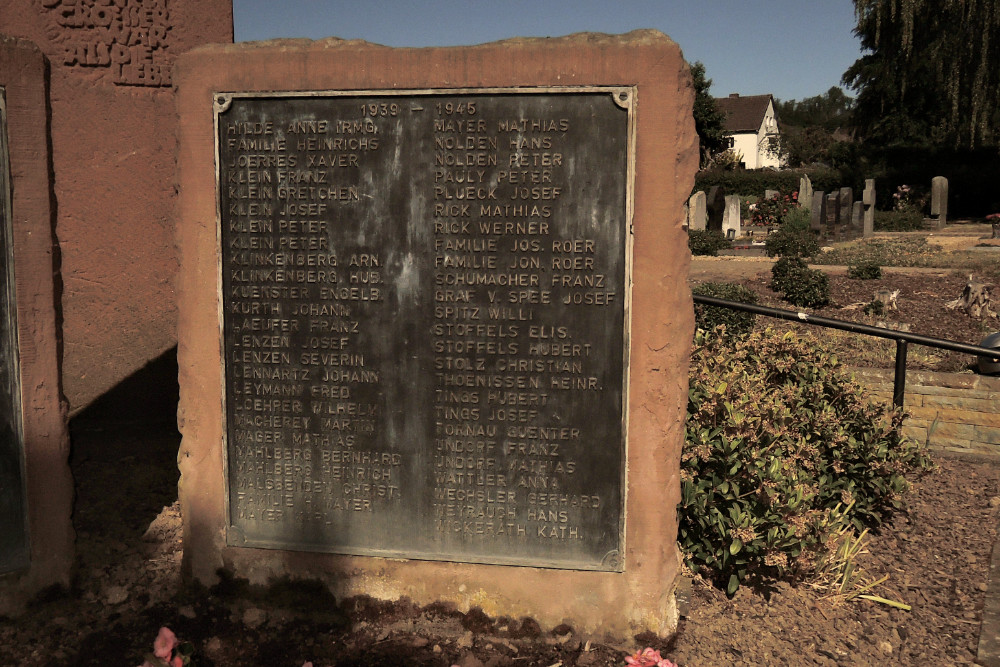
[
  {"xmin": 624, "ymin": 646, "xmax": 678, "ymax": 667},
  {"xmin": 154, "ymin": 627, "xmax": 178, "ymax": 660},
  {"xmin": 138, "ymin": 626, "xmax": 190, "ymax": 667}
]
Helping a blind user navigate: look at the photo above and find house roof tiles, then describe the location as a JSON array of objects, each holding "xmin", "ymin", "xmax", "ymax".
[{"xmin": 714, "ymin": 93, "xmax": 774, "ymax": 134}]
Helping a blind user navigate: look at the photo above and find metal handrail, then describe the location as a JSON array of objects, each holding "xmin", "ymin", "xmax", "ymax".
[{"xmin": 692, "ymin": 294, "xmax": 1000, "ymax": 408}]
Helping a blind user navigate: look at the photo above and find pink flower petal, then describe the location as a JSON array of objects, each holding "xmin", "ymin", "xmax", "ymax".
[{"xmin": 153, "ymin": 627, "xmax": 178, "ymax": 660}]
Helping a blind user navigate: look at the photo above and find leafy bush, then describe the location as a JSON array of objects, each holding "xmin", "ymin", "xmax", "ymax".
[
  {"xmin": 847, "ymin": 261, "xmax": 882, "ymax": 280},
  {"xmin": 874, "ymin": 209, "xmax": 924, "ymax": 231},
  {"xmin": 770, "ymin": 257, "xmax": 829, "ymax": 307},
  {"xmin": 765, "ymin": 209, "xmax": 820, "ymax": 258},
  {"xmin": 680, "ymin": 329, "xmax": 932, "ymax": 594},
  {"xmin": 692, "ymin": 282, "xmax": 758, "ymax": 338},
  {"xmin": 688, "ymin": 229, "xmax": 732, "ymax": 256},
  {"xmin": 749, "ymin": 192, "xmax": 799, "ymax": 227}
]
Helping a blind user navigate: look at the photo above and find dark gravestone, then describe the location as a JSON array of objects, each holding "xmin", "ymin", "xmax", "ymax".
[
  {"xmin": 838, "ymin": 187, "xmax": 853, "ymax": 232},
  {"xmin": 706, "ymin": 185, "xmax": 725, "ymax": 232},
  {"xmin": 0, "ymin": 92, "xmax": 28, "ymax": 575},
  {"xmin": 810, "ymin": 191, "xmax": 825, "ymax": 232},
  {"xmin": 217, "ymin": 90, "xmax": 629, "ymax": 571},
  {"xmin": 826, "ymin": 193, "xmax": 840, "ymax": 239}
]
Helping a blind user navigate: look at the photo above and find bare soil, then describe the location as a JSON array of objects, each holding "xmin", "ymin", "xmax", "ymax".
[{"xmin": 1, "ymin": 426, "xmax": 998, "ymax": 666}]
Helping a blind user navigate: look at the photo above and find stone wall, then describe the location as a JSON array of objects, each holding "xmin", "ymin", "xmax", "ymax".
[
  {"xmin": 854, "ymin": 367, "xmax": 1000, "ymax": 456},
  {"xmin": 0, "ymin": 1, "xmax": 233, "ymax": 412}
]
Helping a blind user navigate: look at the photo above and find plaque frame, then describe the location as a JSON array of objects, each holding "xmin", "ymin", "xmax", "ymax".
[
  {"xmin": 212, "ymin": 86, "xmax": 636, "ymax": 571},
  {"xmin": 0, "ymin": 88, "xmax": 29, "ymax": 576}
]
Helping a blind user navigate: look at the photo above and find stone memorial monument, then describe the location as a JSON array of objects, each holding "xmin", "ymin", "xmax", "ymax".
[
  {"xmin": 174, "ymin": 32, "xmax": 696, "ymax": 638},
  {"xmin": 0, "ymin": 0, "xmax": 233, "ymax": 411},
  {"xmin": 0, "ymin": 37, "xmax": 73, "ymax": 614}
]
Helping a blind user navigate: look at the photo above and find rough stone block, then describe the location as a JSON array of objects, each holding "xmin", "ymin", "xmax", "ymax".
[{"xmin": 174, "ymin": 32, "xmax": 696, "ymax": 639}]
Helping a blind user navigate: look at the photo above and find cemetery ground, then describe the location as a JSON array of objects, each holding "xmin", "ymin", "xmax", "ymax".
[{"xmin": 1, "ymin": 227, "xmax": 1000, "ymax": 666}]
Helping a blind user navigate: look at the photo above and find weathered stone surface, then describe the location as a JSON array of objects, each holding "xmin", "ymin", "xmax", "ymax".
[
  {"xmin": 0, "ymin": 1, "xmax": 233, "ymax": 412},
  {"xmin": 688, "ymin": 191, "xmax": 706, "ymax": 231},
  {"xmin": 175, "ymin": 32, "xmax": 696, "ymax": 639},
  {"xmin": 0, "ymin": 36, "xmax": 73, "ymax": 614}
]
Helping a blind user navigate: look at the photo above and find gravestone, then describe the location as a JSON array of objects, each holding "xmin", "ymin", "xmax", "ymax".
[
  {"xmin": 863, "ymin": 179, "xmax": 875, "ymax": 237},
  {"xmin": 0, "ymin": 36, "xmax": 73, "ymax": 614},
  {"xmin": 706, "ymin": 185, "xmax": 725, "ymax": 232},
  {"xmin": 175, "ymin": 32, "xmax": 695, "ymax": 639},
  {"xmin": 838, "ymin": 187, "xmax": 853, "ymax": 231},
  {"xmin": 688, "ymin": 190, "xmax": 707, "ymax": 231},
  {"xmin": 851, "ymin": 201, "xmax": 863, "ymax": 231},
  {"xmin": 810, "ymin": 191, "xmax": 826, "ymax": 232},
  {"xmin": 799, "ymin": 174, "xmax": 813, "ymax": 209},
  {"xmin": 931, "ymin": 176, "xmax": 948, "ymax": 228},
  {"xmin": 826, "ymin": 193, "xmax": 841, "ymax": 238},
  {"xmin": 723, "ymin": 194, "xmax": 741, "ymax": 239},
  {"xmin": 0, "ymin": 0, "xmax": 233, "ymax": 411}
]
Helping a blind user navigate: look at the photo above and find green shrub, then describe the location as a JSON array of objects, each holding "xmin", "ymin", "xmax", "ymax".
[
  {"xmin": 692, "ymin": 282, "xmax": 758, "ymax": 338},
  {"xmin": 770, "ymin": 257, "xmax": 829, "ymax": 307},
  {"xmin": 680, "ymin": 329, "xmax": 932, "ymax": 594},
  {"xmin": 847, "ymin": 261, "xmax": 882, "ymax": 280},
  {"xmin": 688, "ymin": 229, "xmax": 732, "ymax": 256},
  {"xmin": 765, "ymin": 208, "xmax": 820, "ymax": 258},
  {"xmin": 874, "ymin": 209, "xmax": 925, "ymax": 232}
]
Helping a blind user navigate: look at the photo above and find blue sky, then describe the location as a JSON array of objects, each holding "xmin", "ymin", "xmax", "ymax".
[{"xmin": 233, "ymin": 0, "xmax": 862, "ymax": 103}]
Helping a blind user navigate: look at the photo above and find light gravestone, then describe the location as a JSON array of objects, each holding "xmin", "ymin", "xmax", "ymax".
[
  {"xmin": 798, "ymin": 174, "xmax": 813, "ymax": 209},
  {"xmin": 687, "ymin": 191, "xmax": 707, "ymax": 231},
  {"xmin": 863, "ymin": 179, "xmax": 875, "ymax": 238},
  {"xmin": 723, "ymin": 194, "xmax": 741, "ymax": 239},
  {"xmin": 174, "ymin": 32, "xmax": 696, "ymax": 639},
  {"xmin": 0, "ymin": 36, "xmax": 73, "ymax": 614},
  {"xmin": 931, "ymin": 176, "xmax": 948, "ymax": 228}
]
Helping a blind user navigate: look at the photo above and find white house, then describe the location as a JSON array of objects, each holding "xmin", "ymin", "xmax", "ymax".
[{"xmin": 714, "ymin": 93, "xmax": 783, "ymax": 169}]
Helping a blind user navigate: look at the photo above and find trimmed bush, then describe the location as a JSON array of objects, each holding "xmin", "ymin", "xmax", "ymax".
[
  {"xmin": 847, "ymin": 261, "xmax": 882, "ymax": 280},
  {"xmin": 874, "ymin": 209, "xmax": 925, "ymax": 232},
  {"xmin": 688, "ymin": 229, "xmax": 732, "ymax": 256},
  {"xmin": 692, "ymin": 282, "xmax": 758, "ymax": 338},
  {"xmin": 771, "ymin": 257, "xmax": 829, "ymax": 308},
  {"xmin": 680, "ymin": 329, "xmax": 932, "ymax": 594},
  {"xmin": 765, "ymin": 208, "xmax": 820, "ymax": 258}
]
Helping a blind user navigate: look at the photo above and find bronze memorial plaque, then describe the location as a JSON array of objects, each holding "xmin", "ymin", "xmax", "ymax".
[
  {"xmin": 216, "ymin": 89, "xmax": 632, "ymax": 571},
  {"xmin": 0, "ymin": 91, "xmax": 28, "ymax": 575}
]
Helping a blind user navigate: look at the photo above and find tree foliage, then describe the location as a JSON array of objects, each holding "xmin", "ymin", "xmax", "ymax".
[
  {"xmin": 772, "ymin": 87, "xmax": 855, "ymax": 167},
  {"xmin": 843, "ymin": 0, "xmax": 1000, "ymax": 150},
  {"xmin": 690, "ymin": 61, "xmax": 728, "ymax": 166}
]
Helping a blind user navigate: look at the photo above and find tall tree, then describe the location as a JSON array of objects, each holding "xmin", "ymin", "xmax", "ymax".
[
  {"xmin": 690, "ymin": 61, "xmax": 727, "ymax": 166},
  {"xmin": 843, "ymin": 0, "xmax": 1000, "ymax": 150}
]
